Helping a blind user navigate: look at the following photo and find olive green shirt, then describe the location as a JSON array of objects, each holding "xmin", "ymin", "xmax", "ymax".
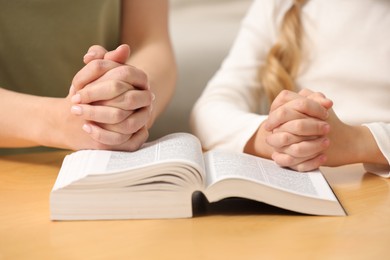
[{"xmin": 0, "ymin": 0, "xmax": 121, "ymax": 154}]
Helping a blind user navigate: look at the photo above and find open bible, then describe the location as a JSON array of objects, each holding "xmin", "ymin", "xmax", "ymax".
[{"xmin": 50, "ymin": 133, "xmax": 346, "ymax": 220}]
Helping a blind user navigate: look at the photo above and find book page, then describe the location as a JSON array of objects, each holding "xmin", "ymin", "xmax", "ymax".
[
  {"xmin": 53, "ymin": 133, "xmax": 205, "ymax": 190},
  {"xmin": 105, "ymin": 133, "xmax": 204, "ymax": 173},
  {"xmin": 52, "ymin": 150, "xmax": 111, "ymax": 190},
  {"xmin": 204, "ymin": 150, "xmax": 337, "ymax": 200}
]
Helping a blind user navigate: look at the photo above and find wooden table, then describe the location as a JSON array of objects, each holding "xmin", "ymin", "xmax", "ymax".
[{"xmin": 1, "ymin": 151, "xmax": 389, "ymax": 259}]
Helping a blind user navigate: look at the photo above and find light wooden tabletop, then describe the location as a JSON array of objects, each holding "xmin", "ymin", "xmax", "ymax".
[{"xmin": 0, "ymin": 151, "xmax": 389, "ymax": 260}]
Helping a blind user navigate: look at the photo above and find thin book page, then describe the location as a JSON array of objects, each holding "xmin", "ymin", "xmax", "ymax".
[
  {"xmin": 104, "ymin": 133, "xmax": 205, "ymax": 176},
  {"xmin": 53, "ymin": 133, "xmax": 205, "ymax": 191},
  {"xmin": 204, "ymin": 149, "xmax": 337, "ymax": 201},
  {"xmin": 52, "ymin": 150, "xmax": 111, "ymax": 191}
]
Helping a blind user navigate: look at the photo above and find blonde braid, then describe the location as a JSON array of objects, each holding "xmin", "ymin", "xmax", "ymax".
[{"xmin": 260, "ymin": 0, "xmax": 306, "ymax": 103}]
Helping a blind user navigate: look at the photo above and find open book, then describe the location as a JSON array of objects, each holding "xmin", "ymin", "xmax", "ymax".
[{"xmin": 50, "ymin": 133, "xmax": 346, "ymax": 220}]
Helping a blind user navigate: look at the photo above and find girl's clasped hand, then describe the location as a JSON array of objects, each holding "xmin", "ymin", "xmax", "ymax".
[
  {"xmin": 265, "ymin": 88, "xmax": 378, "ymax": 172},
  {"xmin": 264, "ymin": 89, "xmax": 332, "ymax": 172}
]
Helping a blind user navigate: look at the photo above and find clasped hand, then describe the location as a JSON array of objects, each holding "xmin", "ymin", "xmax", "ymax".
[
  {"xmin": 69, "ymin": 44, "xmax": 154, "ymax": 151},
  {"xmin": 264, "ymin": 89, "xmax": 334, "ymax": 172}
]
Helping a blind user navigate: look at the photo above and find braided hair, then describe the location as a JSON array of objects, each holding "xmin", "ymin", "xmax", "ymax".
[{"xmin": 260, "ymin": 0, "xmax": 307, "ymax": 102}]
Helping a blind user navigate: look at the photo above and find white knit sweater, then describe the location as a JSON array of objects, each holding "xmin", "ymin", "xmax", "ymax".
[{"xmin": 190, "ymin": 0, "xmax": 390, "ymax": 176}]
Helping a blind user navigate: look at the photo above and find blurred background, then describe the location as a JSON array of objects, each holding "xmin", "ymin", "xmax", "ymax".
[{"xmin": 150, "ymin": 0, "xmax": 253, "ymax": 140}]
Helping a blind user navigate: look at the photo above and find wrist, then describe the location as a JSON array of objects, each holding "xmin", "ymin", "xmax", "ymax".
[
  {"xmin": 244, "ymin": 122, "xmax": 273, "ymax": 159},
  {"xmin": 336, "ymin": 125, "xmax": 385, "ymax": 165},
  {"xmin": 355, "ymin": 125, "xmax": 387, "ymax": 164},
  {"xmin": 34, "ymin": 97, "xmax": 73, "ymax": 149}
]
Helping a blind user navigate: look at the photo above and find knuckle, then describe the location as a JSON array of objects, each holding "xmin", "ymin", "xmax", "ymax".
[
  {"xmin": 107, "ymin": 81, "xmax": 129, "ymax": 101},
  {"xmin": 275, "ymin": 107, "xmax": 288, "ymax": 120},
  {"xmin": 299, "ymin": 88, "xmax": 311, "ymax": 96},
  {"xmin": 123, "ymin": 92, "xmax": 137, "ymax": 108},
  {"xmin": 127, "ymin": 140, "xmax": 142, "ymax": 152},
  {"xmin": 312, "ymin": 91, "xmax": 326, "ymax": 99},
  {"xmin": 111, "ymin": 109, "xmax": 127, "ymax": 123},
  {"xmin": 90, "ymin": 59, "xmax": 107, "ymax": 73},
  {"xmin": 296, "ymin": 164, "xmax": 307, "ymax": 172},
  {"xmin": 295, "ymin": 99, "xmax": 308, "ymax": 111},
  {"xmin": 91, "ymin": 127, "xmax": 103, "ymax": 142},
  {"xmin": 104, "ymin": 133, "xmax": 128, "ymax": 146},
  {"xmin": 289, "ymin": 144, "xmax": 303, "ymax": 156},
  {"xmin": 279, "ymin": 133, "xmax": 290, "ymax": 145},
  {"xmin": 279, "ymin": 89, "xmax": 290, "ymax": 98},
  {"xmin": 89, "ymin": 125, "xmax": 129, "ymax": 146},
  {"xmin": 116, "ymin": 66, "xmax": 132, "ymax": 80},
  {"xmin": 127, "ymin": 130, "xmax": 149, "ymax": 152},
  {"xmin": 278, "ymin": 90, "xmax": 290, "ymax": 103},
  {"xmin": 293, "ymin": 120, "xmax": 305, "ymax": 132},
  {"xmin": 274, "ymin": 153, "xmax": 294, "ymax": 167},
  {"xmin": 130, "ymin": 66, "xmax": 148, "ymax": 83},
  {"xmin": 284, "ymin": 155, "xmax": 296, "ymax": 166},
  {"xmin": 296, "ymin": 160, "xmax": 319, "ymax": 172},
  {"xmin": 114, "ymin": 134, "xmax": 129, "ymax": 145},
  {"xmin": 124, "ymin": 117, "xmax": 142, "ymax": 133},
  {"xmin": 109, "ymin": 80, "xmax": 122, "ymax": 93},
  {"xmin": 80, "ymin": 88, "xmax": 93, "ymax": 103},
  {"xmin": 269, "ymin": 133, "xmax": 288, "ymax": 148},
  {"xmin": 136, "ymin": 70, "xmax": 149, "ymax": 88},
  {"xmin": 138, "ymin": 70, "xmax": 148, "ymax": 84}
]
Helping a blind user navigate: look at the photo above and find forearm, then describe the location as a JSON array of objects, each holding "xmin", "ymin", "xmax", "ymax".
[
  {"xmin": 0, "ymin": 88, "xmax": 67, "ymax": 148},
  {"xmin": 120, "ymin": 0, "xmax": 177, "ymax": 128},
  {"xmin": 191, "ymin": 91, "xmax": 266, "ymax": 152},
  {"xmin": 345, "ymin": 125, "xmax": 387, "ymax": 165},
  {"xmin": 321, "ymin": 120, "xmax": 387, "ymax": 167}
]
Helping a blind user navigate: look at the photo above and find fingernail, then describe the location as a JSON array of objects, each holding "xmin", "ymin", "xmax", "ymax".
[
  {"xmin": 324, "ymin": 111, "xmax": 329, "ymax": 119},
  {"xmin": 83, "ymin": 51, "xmax": 96, "ymax": 59},
  {"xmin": 319, "ymin": 154, "xmax": 327, "ymax": 163},
  {"xmin": 71, "ymin": 93, "xmax": 81, "ymax": 103},
  {"xmin": 322, "ymin": 137, "xmax": 330, "ymax": 147},
  {"xmin": 323, "ymin": 123, "xmax": 330, "ymax": 134},
  {"xmin": 82, "ymin": 124, "xmax": 92, "ymax": 134},
  {"xmin": 71, "ymin": 105, "xmax": 83, "ymax": 115}
]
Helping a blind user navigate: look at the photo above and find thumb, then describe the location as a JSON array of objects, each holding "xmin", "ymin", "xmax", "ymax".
[
  {"xmin": 104, "ymin": 44, "xmax": 131, "ymax": 64},
  {"xmin": 83, "ymin": 45, "xmax": 108, "ymax": 64}
]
